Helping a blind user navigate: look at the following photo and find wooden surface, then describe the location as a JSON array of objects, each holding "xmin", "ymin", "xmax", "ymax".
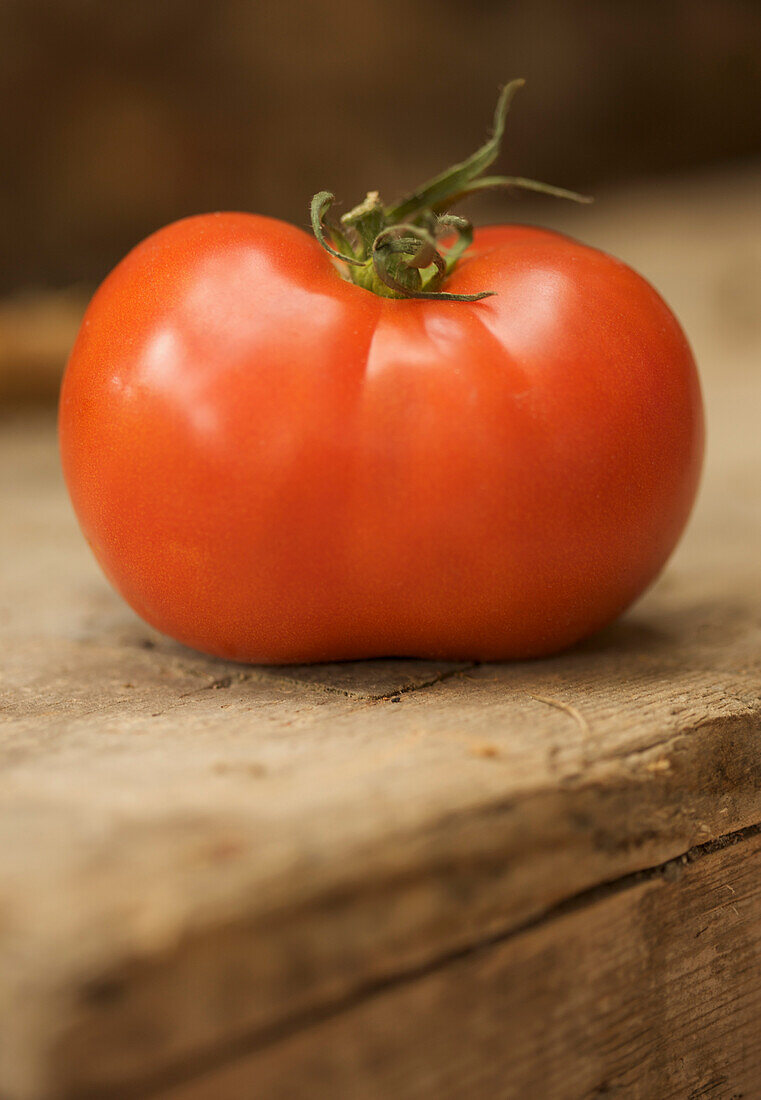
[
  {"xmin": 1, "ymin": 166, "xmax": 761, "ymax": 1100},
  {"xmin": 161, "ymin": 829, "xmax": 761, "ymax": 1100}
]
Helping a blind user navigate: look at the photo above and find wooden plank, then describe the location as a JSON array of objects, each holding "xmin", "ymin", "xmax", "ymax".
[
  {"xmin": 1, "ymin": 168, "xmax": 760, "ymax": 1099},
  {"xmin": 154, "ymin": 828, "xmax": 761, "ymax": 1100}
]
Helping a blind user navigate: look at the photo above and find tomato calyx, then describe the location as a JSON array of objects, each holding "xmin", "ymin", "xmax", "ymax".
[{"xmin": 310, "ymin": 79, "xmax": 592, "ymax": 302}]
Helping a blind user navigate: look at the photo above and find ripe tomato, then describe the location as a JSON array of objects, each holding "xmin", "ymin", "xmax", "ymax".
[
  {"xmin": 60, "ymin": 82, "xmax": 703, "ymax": 663},
  {"xmin": 59, "ymin": 212, "xmax": 703, "ymax": 663}
]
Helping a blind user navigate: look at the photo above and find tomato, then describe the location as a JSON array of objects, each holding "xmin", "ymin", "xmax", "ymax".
[
  {"xmin": 59, "ymin": 211, "xmax": 703, "ymax": 663},
  {"xmin": 59, "ymin": 81, "xmax": 703, "ymax": 663}
]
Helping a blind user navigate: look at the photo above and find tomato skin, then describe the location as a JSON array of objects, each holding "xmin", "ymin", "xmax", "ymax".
[{"xmin": 59, "ymin": 213, "xmax": 703, "ymax": 663}]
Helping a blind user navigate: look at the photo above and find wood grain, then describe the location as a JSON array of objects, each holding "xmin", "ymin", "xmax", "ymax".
[
  {"xmin": 1, "ymin": 168, "xmax": 760, "ymax": 1099},
  {"xmin": 157, "ymin": 828, "xmax": 761, "ymax": 1100}
]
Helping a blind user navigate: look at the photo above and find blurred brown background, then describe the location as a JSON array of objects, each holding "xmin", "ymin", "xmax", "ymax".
[{"xmin": 2, "ymin": 0, "xmax": 761, "ymax": 398}]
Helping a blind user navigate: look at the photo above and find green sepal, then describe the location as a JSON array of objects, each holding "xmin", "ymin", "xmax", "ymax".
[{"xmin": 308, "ymin": 80, "xmax": 591, "ymax": 302}]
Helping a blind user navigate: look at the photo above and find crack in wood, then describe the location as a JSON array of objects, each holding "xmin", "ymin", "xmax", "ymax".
[
  {"xmin": 172, "ymin": 662, "xmax": 476, "ymax": 705},
  {"xmin": 367, "ymin": 663, "xmax": 477, "ymax": 703},
  {"xmin": 92, "ymin": 820, "xmax": 761, "ymax": 1100}
]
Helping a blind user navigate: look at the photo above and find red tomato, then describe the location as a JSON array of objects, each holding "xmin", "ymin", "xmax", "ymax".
[{"xmin": 59, "ymin": 213, "xmax": 703, "ymax": 663}]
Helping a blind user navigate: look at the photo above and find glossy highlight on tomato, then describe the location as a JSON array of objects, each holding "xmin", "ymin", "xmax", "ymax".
[{"xmin": 59, "ymin": 212, "xmax": 703, "ymax": 663}]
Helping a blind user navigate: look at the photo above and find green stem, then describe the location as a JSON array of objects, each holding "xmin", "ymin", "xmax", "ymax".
[
  {"xmin": 310, "ymin": 80, "xmax": 591, "ymax": 301},
  {"xmin": 385, "ymin": 78, "xmax": 525, "ymax": 224}
]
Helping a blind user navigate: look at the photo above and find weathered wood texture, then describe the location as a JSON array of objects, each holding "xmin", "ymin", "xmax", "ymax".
[
  {"xmin": 160, "ymin": 829, "xmax": 761, "ymax": 1100},
  {"xmin": 1, "ymin": 167, "xmax": 761, "ymax": 1099}
]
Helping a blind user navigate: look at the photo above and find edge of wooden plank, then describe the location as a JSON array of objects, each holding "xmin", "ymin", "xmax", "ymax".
[
  {"xmin": 55, "ymin": 821, "xmax": 761, "ymax": 1100},
  {"xmin": 149, "ymin": 824, "xmax": 761, "ymax": 1100},
  {"xmin": 7, "ymin": 704, "xmax": 758, "ymax": 1100}
]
